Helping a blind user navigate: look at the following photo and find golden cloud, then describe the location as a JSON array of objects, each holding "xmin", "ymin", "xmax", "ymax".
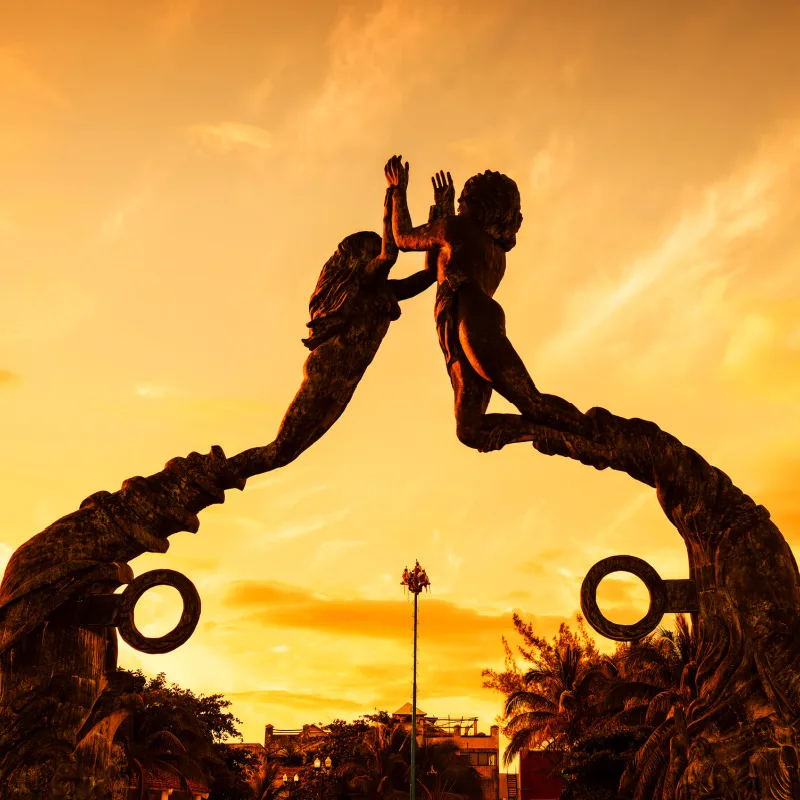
[
  {"xmin": 227, "ymin": 688, "xmax": 365, "ymax": 713},
  {"xmin": 223, "ymin": 580, "xmax": 570, "ymax": 655}
]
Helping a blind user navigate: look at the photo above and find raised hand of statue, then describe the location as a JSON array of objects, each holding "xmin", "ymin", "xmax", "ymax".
[
  {"xmin": 385, "ymin": 155, "xmax": 409, "ymax": 190},
  {"xmin": 431, "ymin": 170, "xmax": 455, "ymax": 217}
]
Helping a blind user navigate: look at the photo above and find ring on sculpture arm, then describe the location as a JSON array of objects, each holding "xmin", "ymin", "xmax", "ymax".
[
  {"xmin": 116, "ymin": 569, "xmax": 201, "ymax": 654},
  {"xmin": 580, "ymin": 555, "xmax": 698, "ymax": 641}
]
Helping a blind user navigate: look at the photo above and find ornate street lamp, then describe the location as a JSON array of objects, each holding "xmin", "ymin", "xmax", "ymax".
[
  {"xmin": 401, "ymin": 560, "xmax": 431, "ymax": 800},
  {"xmin": 313, "ymin": 755, "xmax": 333, "ymax": 800}
]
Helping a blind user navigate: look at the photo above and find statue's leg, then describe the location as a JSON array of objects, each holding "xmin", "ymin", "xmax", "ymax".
[
  {"xmin": 450, "ymin": 357, "xmax": 555, "ymax": 452},
  {"xmin": 456, "ymin": 284, "xmax": 595, "ymax": 439},
  {"xmin": 450, "ymin": 354, "xmax": 546, "ymax": 452},
  {"xmin": 450, "ymin": 357, "xmax": 493, "ymax": 450}
]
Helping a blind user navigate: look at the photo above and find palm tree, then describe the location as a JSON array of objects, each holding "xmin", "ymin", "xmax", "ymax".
[
  {"xmin": 277, "ymin": 736, "xmax": 307, "ymax": 767},
  {"xmin": 548, "ymin": 618, "xmax": 696, "ymax": 800},
  {"xmin": 611, "ymin": 615, "xmax": 697, "ymax": 799},
  {"xmin": 339, "ymin": 717, "xmax": 410, "ymax": 800},
  {"xmin": 606, "ymin": 615, "xmax": 696, "ymax": 724},
  {"xmin": 251, "ymin": 759, "xmax": 287, "ymax": 800},
  {"xmin": 120, "ymin": 707, "xmax": 211, "ymax": 800},
  {"xmin": 115, "ymin": 680, "xmax": 215, "ymax": 799},
  {"xmin": 501, "ymin": 639, "xmax": 601, "ymax": 765}
]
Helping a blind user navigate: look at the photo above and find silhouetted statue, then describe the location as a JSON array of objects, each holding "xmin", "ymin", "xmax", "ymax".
[
  {"xmin": 236, "ymin": 185, "xmax": 436, "ymax": 478},
  {"xmin": 4, "ymin": 155, "xmax": 800, "ymax": 800},
  {"xmin": 384, "ymin": 154, "xmax": 594, "ymax": 452}
]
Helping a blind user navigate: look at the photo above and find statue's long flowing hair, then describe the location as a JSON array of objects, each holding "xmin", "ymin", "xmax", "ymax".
[{"xmin": 303, "ymin": 231, "xmax": 382, "ymax": 349}]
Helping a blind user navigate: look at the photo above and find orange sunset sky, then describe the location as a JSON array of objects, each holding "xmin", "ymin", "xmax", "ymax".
[{"xmin": 2, "ymin": 0, "xmax": 800, "ymax": 748}]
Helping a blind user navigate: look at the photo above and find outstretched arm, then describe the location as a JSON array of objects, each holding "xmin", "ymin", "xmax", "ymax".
[
  {"xmin": 385, "ymin": 155, "xmax": 449, "ymax": 252},
  {"xmin": 388, "ymin": 269, "xmax": 436, "ymax": 301},
  {"xmin": 364, "ymin": 186, "xmax": 399, "ymax": 280}
]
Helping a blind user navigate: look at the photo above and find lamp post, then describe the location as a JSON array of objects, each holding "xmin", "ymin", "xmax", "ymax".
[
  {"xmin": 401, "ymin": 560, "xmax": 430, "ymax": 800},
  {"xmin": 314, "ymin": 756, "xmax": 333, "ymax": 800},
  {"xmin": 283, "ymin": 773, "xmax": 300, "ymax": 797}
]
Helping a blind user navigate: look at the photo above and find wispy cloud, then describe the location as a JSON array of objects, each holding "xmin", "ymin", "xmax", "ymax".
[
  {"xmin": 232, "ymin": 508, "xmax": 349, "ymax": 543},
  {"xmin": 227, "ymin": 688, "xmax": 364, "ymax": 713},
  {"xmin": 100, "ymin": 186, "xmax": 152, "ymax": 240},
  {"xmin": 543, "ymin": 154, "xmax": 777, "ymax": 364},
  {"xmin": 188, "ymin": 122, "xmax": 272, "ymax": 160},
  {"xmin": 293, "ymin": 0, "xmax": 489, "ymax": 156}
]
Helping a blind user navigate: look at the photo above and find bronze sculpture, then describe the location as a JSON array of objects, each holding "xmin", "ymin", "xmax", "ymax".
[
  {"xmin": 236, "ymin": 183, "xmax": 437, "ymax": 478},
  {"xmin": 384, "ymin": 154, "xmax": 595, "ymax": 452},
  {"xmin": 1, "ymin": 155, "xmax": 799, "ymax": 798}
]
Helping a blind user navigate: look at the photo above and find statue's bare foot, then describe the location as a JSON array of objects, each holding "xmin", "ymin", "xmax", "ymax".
[{"xmin": 477, "ymin": 425, "xmax": 510, "ymax": 452}]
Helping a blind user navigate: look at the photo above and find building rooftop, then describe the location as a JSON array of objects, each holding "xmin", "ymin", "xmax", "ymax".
[
  {"xmin": 128, "ymin": 766, "xmax": 209, "ymax": 794},
  {"xmin": 393, "ymin": 702, "xmax": 426, "ymax": 717}
]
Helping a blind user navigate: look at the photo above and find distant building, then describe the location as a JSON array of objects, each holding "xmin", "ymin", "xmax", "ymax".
[
  {"xmin": 391, "ymin": 703, "xmax": 500, "ymax": 800},
  {"xmin": 127, "ymin": 766, "xmax": 209, "ymax": 799},
  {"xmin": 230, "ymin": 724, "xmax": 328, "ymax": 796},
  {"xmin": 245, "ymin": 704, "xmax": 501, "ymax": 800},
  {"xmin": 519, "ymin": 750, "xmax": 563, "ymax": 800}
]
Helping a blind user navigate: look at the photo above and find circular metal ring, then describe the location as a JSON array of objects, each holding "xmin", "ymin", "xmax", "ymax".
[
  {"xmin": 117, "ymin": 569, "xmax": 201, "ymax": 654},
  {"xmin": 580, "ymin": 555, "xmax": 666, "ymax": 641}
]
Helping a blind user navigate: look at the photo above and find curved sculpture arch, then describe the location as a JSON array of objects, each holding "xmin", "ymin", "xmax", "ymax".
[
  {"xmin": 1, "ymin": 159, "xmax": 797, "ymax": 797},
  {"xmin": 2, "ymin": 407, "xmax": 798, "ymax": 798}
]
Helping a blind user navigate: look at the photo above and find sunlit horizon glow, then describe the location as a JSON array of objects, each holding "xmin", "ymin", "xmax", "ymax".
[{"xmin": 2, "ymin": 0, "xmax": 800, "ymax": 748}]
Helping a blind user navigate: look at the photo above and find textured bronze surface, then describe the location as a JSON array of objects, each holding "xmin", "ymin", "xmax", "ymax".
[
  {"xmin": 580, "ymin": 555, "xmax": 698, "ymax": 641},
  {"xmin": 115, "ymin": 569, "xmax": 201, "ymax": 655},
  {"xmin": 233, "ymin": 184, "xmax": 435, "ymax": 480},
  {"xmin": 2, "ymin": 161, "xmax": 799, "ymax": 798},
  {"xmin": 0, "ymin": 446, "xmax": 243, "ymax": 797},
  {"xmin": 580, "ymin": 555, "xmax": 668, "ymax": 641}
]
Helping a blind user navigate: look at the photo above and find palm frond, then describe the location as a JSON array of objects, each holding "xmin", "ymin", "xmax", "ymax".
[
  {"xmin": 502, "ymin": 711, "xmax": 556, "ymax": 737},
  {"xmin": 503, "ymin": 690, "xmax": 556, "ymax": 717}
]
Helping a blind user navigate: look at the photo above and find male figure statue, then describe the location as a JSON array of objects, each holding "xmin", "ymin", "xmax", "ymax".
[{"xmin": 385, "ymin": 155, "xmax": 594, "ymax": 452}]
